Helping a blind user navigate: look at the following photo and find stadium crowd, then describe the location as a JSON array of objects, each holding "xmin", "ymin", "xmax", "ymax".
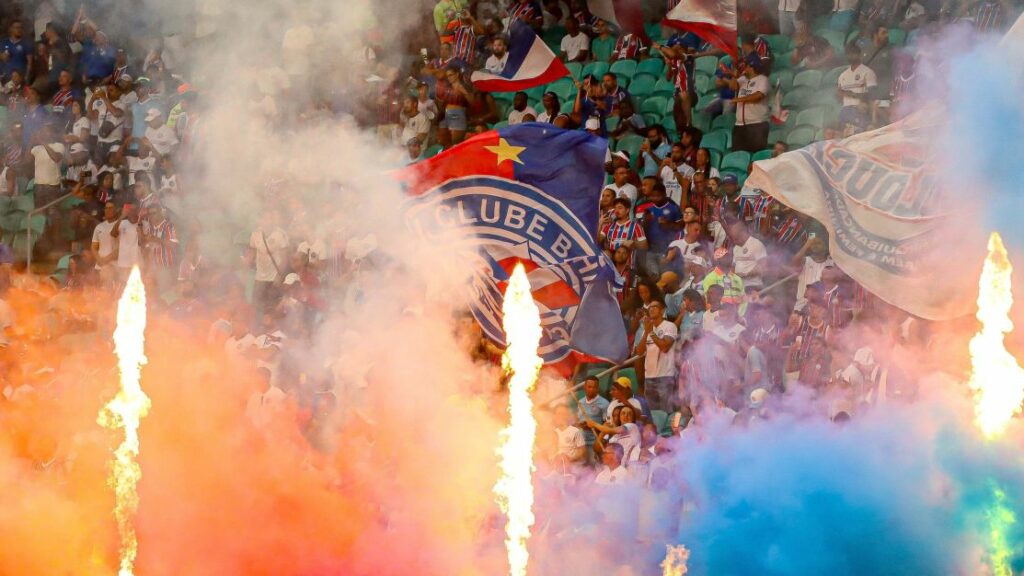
[{"xmin": 0, "ymin": 0, "xmax": 1018, "ymax": 484}]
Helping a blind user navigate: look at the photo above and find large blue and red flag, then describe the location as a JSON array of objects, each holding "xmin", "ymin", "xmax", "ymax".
[
  {"xmin": 399, "ymin": 123, "xmax": 629, "ymax": 372},
  {"xmin": 469, "ymin": 22, "xmax": 569, "ymax": 92},
  {"xmin": 663, "ymin": 0, "xmax": 738, "ymax": 58}
]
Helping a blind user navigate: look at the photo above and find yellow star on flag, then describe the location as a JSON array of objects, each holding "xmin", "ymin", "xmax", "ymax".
[{"xmin": 484, "ymin": 137, "xmax": 526, "ymax": 166}]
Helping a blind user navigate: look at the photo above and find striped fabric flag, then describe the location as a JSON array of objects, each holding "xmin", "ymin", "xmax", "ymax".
[
  {"xmin": 469, "ymin": 22, "xmax": 569, "ymax": 92},
  {"xmin": 663, "ymin": 0, "xmax": 738, "ymax": 58}
]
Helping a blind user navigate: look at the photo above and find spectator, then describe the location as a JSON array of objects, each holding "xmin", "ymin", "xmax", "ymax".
[
  {"xmin": 706, "ymin": 59, "xmax": 738, "ymax": 119},
  {"xmin": 604, "ymin": 164, "xmax": 638, "ymax": 205},
  {"xmin": 433, "ymin": 0, "xmax": 467, "ymax": 35},
  {"xmin": 576, "ymin": 376, "xmax": 610, "ymax": 459},
  {"xmin": 483, "ymin": 36, "xmax": 509, "ymax": 74},
  {"xmin": 404, "ymin": 137, "xmax": 425, "ymax": 165},
  {"xmin": 679, "ymin": 288, "xmax": 706, "ymax": 339},
  {"xmin": 790, "ymin": 21, "xmax": 835, "ymax": 69},
  {"xmin": 245, "ymin": 367, "xmax": 287, "ymax": 429},
  {"xmin": 536, "ymin": 91, "xmax": 559, "ymax": 123},
  {"xmin": 559, "ymin": 17, "xmax": 589, "ymax": 63},
  {"xmin": 29, "ymin": 124, "xmax": 65, "ymax": 207},
  {"xmin": 609, "ymin": 99, "xmax": 644, "ymax": 139},
  {"xmin": 450, "ymin": 9, "xmax": 484, "ymax": 64},
  {"xmin": 594, "ymin": 442, "xmax": 628, "ymax": 485},
  {"xmin": 610, "ymin": 29, "xmax": 649, "ymax": 62},
  {"xmin": 507, "ymin": 0, "xmax": 544, "ymax": 29},
  {"xmin": 399, "ymin": 95, "xmax": 430, "ymax": 145},
  {"xmin": 143, "ymin": 204, "xmax": 178, "ymax": 290},
  {"xmin": 109, "ymin": 203, "xmax": 144, "ymax": 284},
  {"xmin": 21, "ymin": 87, "xmax": 49, "ymax": 147},
  {"xmin": 702, "ymin": 248, "xmax": 744, "ymax": 304},
  {"xmin": 837, "ymin": 43, "xmax": 877, "ymax": 131},
  {"xmin": 588, "ymin": 403, "xmax": 642, "ymax": 462},
  {"xmin": 439, "ymin": 64, "xmax": 476, "ymax": 145},
  {"xmin": 637, "ymin": 125, "xmax": 672, "ymax": 179},
  {"xmin": 791, "ymin": 234, "xmax": 832, "ymax": 304},
  {"xmin": 590, "ymin": 19, "xmax": 616, "ymax": 63},
  {"xmin": 635, "ymin": 300, "xmax": 679, "ymax": 412},
  {"xmin": 729, "ymin": 54, "xmax": 770, "ymax": 153},
  {"xmin": 663, "ymin": 219, "xmax": 704, "ymax": 273},
  {"xmin": 50, "ymin": 70, "xmax": 81, "ymax": 117},
  {"xmin": 0, "ymin": 20, "xmax": 34, "ymax": 83},
  {"xmin": 779, "ymin": 0, "xmax": 802, "ymax": 35},
  {"xmin": 91, "ymin": 201, "xmax": 119, "ymax": 288},
  {"xmin": 248, "ymin": 210, "xmax": 290, "ymax": 315},
  {"xmin": 142, "ymin": 109, "xmax": 178, "ymax": 157},
  {"xmin": 599, "ymin": 197, "xmax": 648, "ymax": 253},
  {"xmin": 726, "ymin": 217, "xmax": 768, "ymax": 290},
  {"xmin": 551, "ymin": 404, "xmax": 586, "ymax": 473},
  {"xmin": 79, "ymin": 31, "xmax": 117, "ymax": 85},
  {"xmin": 637, "ymin": 181, "xmax": 682, "ymax": 277},
  {"xmin": 659, "ymin": 142, "xmax": 694, "ymax": 206},
  {"xmin": 89, "ymin": 83, "xmax": 125, "ymax": 159},
  {"xmin": 601, "ymin": 72, "xmax": 630, "ymax": 113},
  {"xmin": 507, "ymin": 91, "xmax": 537, "ymax": 124}
]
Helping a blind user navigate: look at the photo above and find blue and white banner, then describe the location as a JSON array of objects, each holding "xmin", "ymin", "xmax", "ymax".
[{"xmin": 470, "ymin": 22, "xmax": 569, "ymax": 92}]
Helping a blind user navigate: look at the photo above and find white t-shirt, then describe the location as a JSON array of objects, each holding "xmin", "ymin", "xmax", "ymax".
[
  {"xmin": 127, "ymin": 155, "xmax": 157, "ymax": 187},
  {"xmin": 604, "ymin": 182, "xmax": 638, "ymax": 205},
  {"xmin": 485, "ymin": 52, "xmax": 509, "ymax": 74},
  {"xmin": 30, "ymin": 143, "xmax": 65, "ymax": 186},
  {"xmin": 560, "ymin": 32, "xmax": 590, "ymax": 61},
  {"xmin": 667, "ymin": 238, "xmax": 702, "ymax": 264},
  {"xmin": 711, "ymin": 321, "xmax": 746, "ymax": 344},
  {"xmin": 92, "ymin": 220, "xmax": 117, "ymax": 266},
  {"xmin": 555, "ymin": 425, "xmax": 585, "ymax": 457},
  {"xmin": 400, "ymin": 112, "xmax": 431, "ymax": 144},
  {"xmin": 115, "ymin": 220, "xmax": 142, "ymax": 269},
  {"xmin": 144, "ymin": 124, "xmax": 179, "ymax": 156},
  {"xmin": 732, "ymin": 236, "xmax": 767, "ymax": 288},
  {"xmin": 225, "ymin": 333, "xmax": 256, "ymax": 362},
  {"xmin": 595, "ymin": 465, "xmax": 630, "ymax": 485},
  {"xmin": 796, "ymin": 256, "xmax": 834, "ymax": 302},
  {"xmin": 250, "ymin": 228, "xmax": 290, "ymax": 282},
  {"xmin": 606, "ymin": 398, "xmax": 643, "ymax": 421},
  {"xmin": 660, "ymin": 163, "xmax": 695, "ymax": 206},
  {"xmin": 508, "ymin": 106, "xmax": 538, "ymax": 125},
  {"xmin": 72, "ymin": 116, "xmax": 91, "ymax": 139},
  {"xmin": 736, "ymin": 74, "xmax": 770, "ymax": 125},
  {"xmin": 93, "ymin": 98, "xmax": 125, "ymax": 143},
  {"xmin": 609, "ymin": 422, "xmax": 642, "ymax": 462},
  {"xmin": 643, "ymin": 320, "xmax": 678, "ymax": 378},
  {"xmin": 837, "ymin": 64, "xmax": 877, "ymax": 107}
]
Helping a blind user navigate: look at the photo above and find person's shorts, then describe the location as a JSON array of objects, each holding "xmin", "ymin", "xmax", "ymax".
[{"xmin": 443, "ymin": 106, "xmax": 468, "ymax": 132}]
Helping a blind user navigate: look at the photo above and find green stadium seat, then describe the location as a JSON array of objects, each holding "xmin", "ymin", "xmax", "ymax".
[
  {"xmin": 425, "ymin": 144, "xmax": 444, "ymax": 157},
  {"xmin": 823, "ymin": 65, "xmax": 846, "ymax": 90},
  {"xmin": 711, "ymin": 113, "xmax": 735, "ymax": 132},
  {"xmin": 782, "ymin": 87, "xmax": 814, "ymax": 108},
  {"xmin": 787, "ymin": 126, "xmax": 817, "ymax": 148},
  {"xmin": 793, "ymin": 69, "xmax": 823, "ymax": 89},
  {"xmin": 616, "ymin": 134, "xmax": 644, "ymax": 165},
  {"xmin": 765, "ymin": 34, "xmax": 793, "ymax": 54},
  {"xmin": 0, "ymin": 197, "xmax": 10, "ymax": 215},
  {"xmin": 637, "ymin": 58, "xmax": 664, "ymax": 77},
  {"xmin": 10, "ymin": 194, "xmax": 33, "ymax": 213},
  {"xmin": 775, "ymin": 50, "xmax": 795, "ymax": 69},
  {"xmin": 695, "ymin": 93, "xmax": 717, "ymax": 111},
  {"xmin": 0, "ymin": 212, "xmax": 23, "ymax": 233},
  {"xmin": 614, "ymin": 73, "xmax": 631, "ymax": 88},
  {"xmin": 768, "ymin": 126, "xmax": 788, "ymax": 145},
  {"xmin": 645, "ymin": 22, "xmax": 666, "ymax": 43},
  {"xmin": 492, "ymin": 91, "xmax": 515, "ymax": 104},
  {"xmin": 702, "ymin": 130, "xmax": 730, "ymax": 153},
  {"xmin": 694, "ymin": 74, "xmax": 711, "ymax": 95},
  {"xmin": 565, "ymin": 62, "xmax": 583, "ymax": 78},
  {"xmin": 691, "ymin": 111, "xmax": 712, "ymax": 133},
  {"xmin": 582, "ymin": 61, "xmax": 610, "ymax": 80},
  {"xmin": 642, "ymin": 112, "xmax": 660, "ymax": 127},
  {"xmin": 543, "ymin": 26, "xmax": 566, "ymax": 52},
  {"xmin": 795, "ymin": 107, "xmax": 826, "ymax": 131},
  {"xmin": 492, "ymin": 120, "xmax": 509, "ymax": 130},
  {"xmin": 524, "ymin": 84, "xmax": 546, "ymax": 101},
  {"xmin": 820, "ymin": 29, "xmax": 847, "ymax": 52},
  {"xmin": 661, "ymin": 115, "xmax": 676, "ymax": 134},
  {"xmin": 888, "ymin": 28, "xmax": 906, "ymax": 45},
  {"xmin": 752, "ymin": 149, "xmax": 773, "ymax": 162},
  {"xmin": 718, "ymin": 54, "xmax": 734, "ymax": 70},
  {"xmin": 55, "ymin": 253, "xmax": 73, "ymax": 272},
  {"xmin": 653, "ymin": 78, "xmax": 676, "ymax": 98},
  {"xmin": 721, "ymin": 150, "xmax": 751, "ymax": 173},
  {"xmin": 695, "ymin": 55, "xmax": 718, "ymax": 76},
  {"xmin": 577, "ymin": 363, "xmax": 614, "ymax": 397},
  {"xmin": 605, "ymin": 116, "xmax": 620, "ymax": 133},
  {"xmin": 548, "ymin": 77, "xmax": 577, "ymax": 101},
  {"xmin": 770, "ymin": 69, "xmax": 794, "ymax": 93},
  {"xmin": 640, "ymin": 96, "xmax": 668, "ymax": 116},
  {"xmin": 709, "ymin": 149, "xmax": 722, "ymax": 169},
  {"xmin": 629, "ymin": 74, "xmax": 657, "ymax": 98},
  {"xmin": 609, "ymin": 59, "xmax": 638, "ymax": 79},
  {"xmin": 11, "ymin": 233, "xmax": 35, "ymax": 260},
  {"xmin": 651, "ymin": 410, "xmax": 670, "ymax": 436}
]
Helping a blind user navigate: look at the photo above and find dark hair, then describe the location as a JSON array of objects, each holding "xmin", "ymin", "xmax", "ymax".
[
  {"xmin": 514, "ymin": 91, "xmax": 527, "ymax": 98},
  {"xmin": 651, "ymin": 181, "xmax": 667, "ymax": 195},
  {"xmin": 612, "ymin": 197, "xmax": 631, "ymax": 210},
  {"xmin": 845, "ymin": 42, "xmax": 862, "ymax": 55},
  {"xmin": 682, "ymin": 288, "xmax": 705, "ymax": 309}
]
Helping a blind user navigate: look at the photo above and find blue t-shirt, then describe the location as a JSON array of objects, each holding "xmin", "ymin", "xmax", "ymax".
[
  {"xmin": 22, "ymin": 105, "xmax": 50, "ymax": 147},
  {"xmin": 640, "ymin": 142, "xmax": 672, "ymax": 178},
  {"xmin": 579, "ymin": 94, "xmax": 608, "ymax": 136},
  {"xmin": 643, "ymin": 200, "xmax": 683, "ymax": 252},
  {"xmin": 81, "ymin": 40, "xmax": 117, "ymax": 80},
  {"xmin": 0, "ymin": 37, "xmax": 32, "ymax": 78},
  {"xmin": 714, "ymin": 68, "xmax": 737, "ymax": 99}
]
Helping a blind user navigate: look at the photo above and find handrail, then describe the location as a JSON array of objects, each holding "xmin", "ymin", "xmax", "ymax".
[{"xmin": 25, "ymin": 191, "xmax": 75, "ymax": 270}]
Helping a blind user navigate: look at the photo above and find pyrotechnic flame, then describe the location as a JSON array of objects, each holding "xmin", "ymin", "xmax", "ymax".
[
  {"xmin": 661, "ymin": 545, "xmax": 690, "ymax": 576},
  {"xmin": 494, "ymin": 263, "xmax": 541, "ymax": 576},
  {"xmin": 967, "ymin": 232, "xmax": 1024, "ymax": 438},
  {"xmin": 98, "ymin": 267, "xmax": 150, "ymax": 576},
  {"xmin": 985, "ymin": 482, "xmax": 1016, "ymax": 576}
]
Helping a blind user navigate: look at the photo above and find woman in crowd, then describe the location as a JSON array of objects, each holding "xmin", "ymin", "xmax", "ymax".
[{"xmin": 438, "ymin": 64, "xmax": 477, "ymax": 146}]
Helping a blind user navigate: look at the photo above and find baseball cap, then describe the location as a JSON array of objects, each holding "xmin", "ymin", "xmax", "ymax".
[
  {"xmin": 117, "ymin": 74, "xmax": 133, "ymax": 85},
  {"xmin": 613, "ymin": 376, "xmax": 632, "ymax": 389},
  {"xmin": 655, "ymin": 271, "xmax": 679, "ymax": 290},
  {"xmin": 612, "ymin": 150, "xmax": 630, "ymax": 162},
  {"xmin": 144, "ymin": 108, "xmax": 162, "ymax": 122},
  {"xmin": 283, "ymin": 273, "xmax": 301, "ymax": 286},
  {"xmin": 722, "ymin": 174, "xmax": 739, "ymax": 185},
  {"xmin": 584, "ymin": 117, "xmax": 600, "ymax": 130},
  {"xmin": 70, "ymin": 143, "xmax": 87, "ymax": 154}
]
